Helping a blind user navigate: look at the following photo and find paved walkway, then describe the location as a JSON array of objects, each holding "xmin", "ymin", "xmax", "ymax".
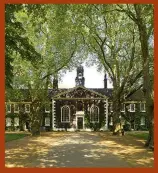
[{"xmin": 5, "ymin": 132, "xmax": 154, "ymax": 168}]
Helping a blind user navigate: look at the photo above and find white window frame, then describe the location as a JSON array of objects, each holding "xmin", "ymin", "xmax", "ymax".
[
  {"xmin": 90, "ymin": 105, "xmax": 99, "ymax": 123},
  {"xmin": 140, "ymin": 103, "xmax": 146, "ymax": 112},
  {"xmin": 25, "ymin": 104, "xmax": 30, "ymax": 113},
  {"xmin": 129, "ymin": 103, "xmax": 135, "ymax": 112},
  {"xmin": 121, "ymin": 103, "xmax": 125, "ymax": 112},
  {"xmin": 6, "ymin": 104, "xmax": 11, "ymax": 113},
  {"xmin": 45, "ymin": 104, "xmax": 50, "ymax": 113},
  {"xmin": 109, "ymin": 117, "xmax": 113, "ymax": 125},
  {"xmin": 61, "ymin": 105, "xmax": 70, "ymax": 122},
  {"xmin": 45, "ymin": 117, "xmax": 50, "ymax": 126},
  {"xmin": 14, "ymin": 117, "xmax": 19, "ymax": 126},
  {"xmin": 14, "ymin": 104, "xmax": 19, "ymax": 113},
  {"xmin": 6, "ymin": 117, "xmax": 12, "ymax": 127},
  {"xmin": 109, "ymin": 103, "xmax": 113, "ymax": 112},
  {"xmin": 140, "ymin": 116, "xmax": 145, "ymax": 125}
]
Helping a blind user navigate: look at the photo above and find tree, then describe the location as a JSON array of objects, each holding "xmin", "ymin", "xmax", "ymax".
[
  {"xmin": 6, "ymin": 4, "xmax": 153, "ymax": 140},
  {"xmin": 7, "ymin": 4, "xmax": 81, "ymax": 136},
  {"xmin": 66, "ymin": 4, "xmax": 143, "ymax": 134},
  {"xmin": 116, "ymin": 4, "xmax": 154, "ymax": 148},
  {"xmin": 5, "ymin": 4, "xmax": 47, "ymax": 88}
]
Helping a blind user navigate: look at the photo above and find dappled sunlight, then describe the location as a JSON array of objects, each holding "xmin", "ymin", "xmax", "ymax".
[
  {"xmin": 98, "ymin": 132, "xmax": 154, "ymax": 167},
  {"xmin": 5, "ymin": 132, "xmax": 154, "ymax": 168}
]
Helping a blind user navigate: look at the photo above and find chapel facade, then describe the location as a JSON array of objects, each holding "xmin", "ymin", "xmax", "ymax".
[{"xmin": 5, "ymin": 66, "xmax": 147, "ymax": 131}]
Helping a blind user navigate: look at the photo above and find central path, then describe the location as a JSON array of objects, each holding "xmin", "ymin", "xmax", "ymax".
[
  {"xmin": 47, "ymin": 132, "xmax": 131, "ymax": 167},
  {"xmin": 5, "ymin": 132, "xmax": 132, "ymax": 168}
]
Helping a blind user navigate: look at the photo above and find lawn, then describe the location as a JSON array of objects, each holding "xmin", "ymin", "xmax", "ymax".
[
  {"xmin": 128, "ymin": 132, "xmax": 149, "ymax": 140},
  {"xmin": 5, "ymin": 133, "xmax": 30, "ymax": 142}
]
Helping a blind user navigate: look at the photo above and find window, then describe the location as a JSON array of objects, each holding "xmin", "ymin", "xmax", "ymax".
[
  {"xmin": 140, "ymin": 103, "xmax": 146, "ymax": 112},
  {"xmin": 61, "ymin": 105, "xmax": 70, "ymax": 122},
  {"xmin": 121, "ymin": 103, "xmax": 125, "ymax": 112},
  {"xmin": 129, "ymin": 104, "xmax": 135, "ymax": 112},
  {"xmin": 14, "ymin": 104, "xmax": 19, "ymax": 113},
  {"xmin": 109, "ymin": 117, "xmax": 113, "ymax": 125},
  {"xmin": 45, "ymin": 117, "xmax": 50, "ymax": 126},
  {"xmin": 14, "ymin": 117, "xmax": 19, "ymax": 126},
  {"xmin": 6, "ymin": 117, "xmax": 11, "ymax": 127},
  {"xmin": 90, "ymin": 105, "xmax": 99, "ymax": 122},
  {"xmin": 6, "ymin": 104, "xmax": 11, "ymax": 113},
  {"xmin": 109, "ymin": 103, "xmax": 113, "ymax": 112},
  {"xmin": 140, "ymin": 116, "xmax": 145, "ymax": 125},
  {"xmin": 25, "ymin": 104, "xmax": 30, "ymax": 113},
  {"xmin": 45, "ymin": 104, "xmax": 50, "ymax": 113}
]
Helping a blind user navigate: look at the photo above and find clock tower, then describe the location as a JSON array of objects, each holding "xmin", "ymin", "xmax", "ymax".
[{"xmin": 75, "ymin": 65, "xmax": 85, "ymax": 87}]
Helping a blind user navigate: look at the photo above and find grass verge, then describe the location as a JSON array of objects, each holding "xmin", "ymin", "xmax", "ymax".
[
  {"xmin": 128, "ymin": 132, "xmax": 148, "ymax": 140},
  {"xmin": 5, "ymin": 133, "xmax": 30, "ymax": 142}
]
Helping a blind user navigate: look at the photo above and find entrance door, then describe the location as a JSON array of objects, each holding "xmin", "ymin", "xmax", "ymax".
[{"xmin": 77, "ymin": 117, "xmax": 83, "ymax": 129}]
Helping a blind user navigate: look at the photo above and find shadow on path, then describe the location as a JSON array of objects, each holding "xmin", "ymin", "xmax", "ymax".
[{"xmin": 5, "ymin": 132, "xmax": 154, "ymax": 168}]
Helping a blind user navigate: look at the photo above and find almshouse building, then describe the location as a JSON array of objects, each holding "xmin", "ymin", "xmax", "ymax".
[{"xmin": 5, "ymin": 66, "xmax": 147, "ymax": 132}]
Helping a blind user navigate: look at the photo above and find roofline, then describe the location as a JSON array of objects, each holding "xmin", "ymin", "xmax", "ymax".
[{"xmin": 53, "ymin": 86, "xmax": 108, "ymax": 99}]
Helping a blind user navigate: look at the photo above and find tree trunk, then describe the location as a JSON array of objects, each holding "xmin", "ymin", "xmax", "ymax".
[
  {"xmin": 134, "ymin": 4, "xmax": 154, "ymax": 149},
  {"xmin": 112, "ymin": 97, "xmax": 124, "ymax": 136},
  {"xmin": 145, "ymin": 101, "xmax": 154, "ymax": 150},
  {"xmin": 31, "ymin": 120, "xmax": 41, "ymax": 136},
  {"xmin": 19, "ymin": 118, "xmax": 24, "ymax": 131},
  {"xmin": 30, "ymin": 102, "xmax": 43, "ymax": 136}
]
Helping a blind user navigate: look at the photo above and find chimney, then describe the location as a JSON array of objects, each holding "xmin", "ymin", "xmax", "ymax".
[
  {"xmin": 53, "ymin": 78, "xmax": 58, "ymax": 90},
  {"xmin": 104, "ymin": 74, "xmax": 107, "ymax": 89}
]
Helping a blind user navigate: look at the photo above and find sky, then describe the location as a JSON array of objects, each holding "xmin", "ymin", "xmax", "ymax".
[{"xmin": 58, "ymin": 64, "xmax": 113, "ymax": 89}]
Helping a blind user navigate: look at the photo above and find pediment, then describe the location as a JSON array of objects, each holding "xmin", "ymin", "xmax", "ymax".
[{"xmin": 53, "ymin": 86, "xmax": 107, "ymax": 99}]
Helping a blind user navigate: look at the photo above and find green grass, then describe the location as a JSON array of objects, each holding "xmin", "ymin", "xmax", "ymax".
[
  {"xmin": 128, "ymin": 132, "xmax": 149, "ymax": 140},
  {"xmin": 5, "ymin": 133, "xmax": 30, "ymax": 142}
]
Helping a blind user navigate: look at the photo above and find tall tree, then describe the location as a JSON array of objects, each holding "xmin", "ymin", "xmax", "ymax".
[
  {"xmin": 67, "ymin": 4, "xmax": 143, "ymax": 134},
  {"xmin": 5, "ymin": 4, "xmax": 46, "ymax": 88},
  {"xmin": 8, "ymin": 5, "xmax": 80, "ymax": 136},
  {"xmin": 116, "ymin": 4, "xmax": 154, "ymax": 148}
]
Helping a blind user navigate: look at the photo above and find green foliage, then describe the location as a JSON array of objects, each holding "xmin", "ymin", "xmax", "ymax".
[
  {"xmin": 5, "ymin": 4, "xmax": 153, "ymax": 137},
  {"xmin": 5, "ymin": 4, "xmax": 44, "ymax": 88},
  {"xmin": 5, "ymin": 133, "xmax": 30, "ymax": 142},
  {"xmin": 84, "ymin": 112, "xmax": 105, "ymax": 131},
  {"xmin": 123, "ymin": 123, "xmax": 131, "ymax": 131},
  {"xmin": 128, "ymin": 132, "xmax": 148, "ymax": 140}
]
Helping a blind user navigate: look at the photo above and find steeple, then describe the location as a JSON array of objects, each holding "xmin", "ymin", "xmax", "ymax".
[{"xmin": 75, "ymin": 65, "xmax": 85, "ymax": 87}]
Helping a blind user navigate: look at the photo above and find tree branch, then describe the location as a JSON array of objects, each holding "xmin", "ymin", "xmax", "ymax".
[
  {"xmin": 42, "ymin": 49, "xmax": 76, "ymax": 80},
  {"xmin": 93, "ymin": 35, "xmax": 115, "ymax": 79},
  {"xmin": 125, "ymin": 84, "xmax": 143, "ymax": 99}
]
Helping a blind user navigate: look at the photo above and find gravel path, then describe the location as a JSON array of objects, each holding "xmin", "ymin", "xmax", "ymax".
[{"xmin": 5, "ymin": 132, "xmax": 154, "ymax": 168}]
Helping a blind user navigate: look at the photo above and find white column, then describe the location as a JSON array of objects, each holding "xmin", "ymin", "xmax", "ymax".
[
  {"xmin": 105, "ymin": 99, "xmax": 109, "ymax": 130},
  {"xmin": 104, "ymin": 99, "xmax": 108, "ymax": 130},
  {"xmin": 52, "ymin": 99, "xmax": 54, "ymax": 130},
  {"xmin": 52, "ymin": 99, "xmax": 56, "ymax": 130}
]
